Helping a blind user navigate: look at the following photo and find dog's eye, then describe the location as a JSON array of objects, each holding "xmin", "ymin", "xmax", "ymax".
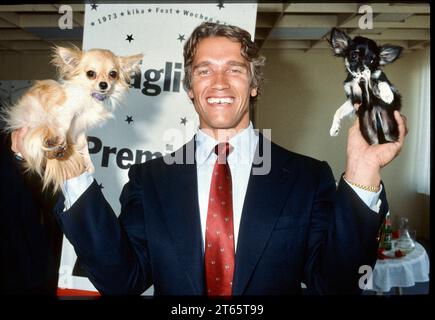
[
  {"xmin": 109, "ymin": 71, "xmax": 118, "ymax": 79},
  {"xmin": 351, "ymin": 52, "xmax": 358, "ymax": 60},
  {"xmin": 86, "ymin": 70, "xmax": 96, "ymax": 79}
]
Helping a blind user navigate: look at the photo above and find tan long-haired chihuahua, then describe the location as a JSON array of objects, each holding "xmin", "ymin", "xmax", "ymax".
[{"xmin": 1, "ymin": 46, "xmax": 143, "ymax": 192}]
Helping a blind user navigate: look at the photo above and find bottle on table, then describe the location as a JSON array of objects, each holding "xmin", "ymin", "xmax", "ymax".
[
  {"xmin": 396, "ymin": 217, "xmax": 416, "ymax": 254},
  {"xmin": 380, "ymin": 211, "xmax": 393, "ymax": 251}
]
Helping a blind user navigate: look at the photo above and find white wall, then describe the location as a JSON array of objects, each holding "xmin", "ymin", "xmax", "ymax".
[{"xmin": 256, "ymin": 48, "xmax": 430, "ymax": 240}]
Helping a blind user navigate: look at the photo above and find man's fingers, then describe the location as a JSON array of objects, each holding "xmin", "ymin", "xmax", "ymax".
[
  {"xmin": 395, "ymin": 111, "xmax": 407, "ymax": 141},
  {"xmin": 10, "ymin": 127, "xmax": 28, "ymax": 154},
  {"xmin": 11, "ymin": 131, "xmax": 19, "ymax": 153},
  {"xmin": 18, "ymin": 127, "xmax": 28, "ymax": 139},
  {"xmin": 401, "ymin": 114, "xmax": 408, "ymax": 136},
  {"xmin": 348, "ymin": 115, "xmax": 359, "ymax": 135}
]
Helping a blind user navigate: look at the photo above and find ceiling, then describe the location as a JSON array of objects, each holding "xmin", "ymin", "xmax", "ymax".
[
  {"xmin": 256, "ymin": 2, "xmax": 430, "ymax": 52},
  {"xmin": 0, "ymin": 3, "xmax": 430, "ymax": 54}
]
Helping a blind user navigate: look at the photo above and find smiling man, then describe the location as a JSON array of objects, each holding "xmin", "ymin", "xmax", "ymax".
[
  {"xmin": 11, "ymin": 22, "xmax": 407, "ymax": 296},
  {"xmin": 187, "ymin": 36, "xmax": 257, "ymax": 136}
]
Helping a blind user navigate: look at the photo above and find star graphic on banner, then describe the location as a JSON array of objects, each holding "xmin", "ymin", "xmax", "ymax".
[
  {"xmin": 126, "ymin": 34, "xmax": 134, "ymax": 42},
  {"xmin": 91, "ymin": 4, "xmax": 98, "ymax": 11},
  {"xmin": 125, "ymin": 116, "xmax": 133, "ymax": 124},
  {"xmin": 177, "ymin": 34, "xmax": 185, "ymax": 42},
  {"xmin": 148, "ymin": 8, "xmax": 152, "ymax": 13},
  {"xmin": 180, "ymin": 117, "xmax": 187, "ymax": 125},
  {"xmin": 176, "ymin": 9, "xmax": 180, "ymax": 14},
  {"xmin": 91, "ymin": 22, "xmax": 95, "ymax": 26},
  {"xmin": 217, "ymin": 1, "xmax": 225, "ymax": 10},
  {"xmin": 120, "ymin": 12, "xmax": 124, "ymax": 16},
  {"xmin": 98, "ymin": 183, "xmax": 104, "ymax": 189}
]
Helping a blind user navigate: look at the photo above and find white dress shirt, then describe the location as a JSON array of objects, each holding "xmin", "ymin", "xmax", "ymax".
[
  {"xmin": 62, "ymin": 123, "xmax": 382, "ymax": 250},
  {"xmin": 195, "ymin": 122, "xmax": 259, "ymax": 251}
]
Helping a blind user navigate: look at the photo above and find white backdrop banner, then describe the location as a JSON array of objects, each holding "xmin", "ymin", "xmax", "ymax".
[{"xmin": 58, "ymin": 2, "xmax": 258, "ymax": 295}]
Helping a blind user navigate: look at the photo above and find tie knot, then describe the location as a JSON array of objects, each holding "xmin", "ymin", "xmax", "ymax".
[{"xmin": 214, "ymin": 143, "xmax": 233, "ymax": 158}]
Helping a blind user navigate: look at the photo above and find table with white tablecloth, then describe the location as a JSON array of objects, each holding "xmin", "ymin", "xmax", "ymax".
[{"xmin": 372, "ymin": 241, "xmax": 429, "ymax": 294}]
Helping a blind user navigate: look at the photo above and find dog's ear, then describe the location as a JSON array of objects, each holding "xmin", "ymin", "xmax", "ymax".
[
  {"xmin": 51, "ymin": 46, "xmax": 82, "ymax": 78},
  {"xmin": 379, "ymin": 45, "xmax": 403, "ymax": 65},
  {"xmin": 329, "ymin": 28, "xmax": 351, "ymax": 56},
  {"xmin": 52, "ymin": 46, "xmax": 82, "ymax": 69},
  {"xmin": 118, "ymin": 53, "xmax": 143, "ymax": 85},
  {"xmin": 119, "ymin": 53, "xmax": 143, "ymax": 74}
]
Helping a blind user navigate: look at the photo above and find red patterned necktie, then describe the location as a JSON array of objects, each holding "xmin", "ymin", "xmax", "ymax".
[{"xmin": 205, "ymin": 142, "xmax": 235, "ymax": 296}]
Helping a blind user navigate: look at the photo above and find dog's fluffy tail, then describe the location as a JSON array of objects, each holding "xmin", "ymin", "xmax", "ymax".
[
  {"xmin": 1, "ymin": 104, "xmax": 47, "ymax": 178},
  {"xmin": 0, "ymin": 101, "xmax": 20, "ymax": 133},
  {"xmin": 9, "ymin": 125, "xmax": 84, "ymax": 193},
  {"xmin": 44, "ymin": 143, "xmax": 85, "ymax": 192},
  {"xmin": 20, "ymin": 126, "xmax": 49, "ymax": 177}
]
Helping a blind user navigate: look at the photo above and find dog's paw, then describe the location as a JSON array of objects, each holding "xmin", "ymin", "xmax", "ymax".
[
  {"xmin": 330, "ymin": 122, "xmax": 341, "ymax": 136},
  {"xmin": 43, "ymin": 136, "xmax": 67, "ymax": 159},
  {"xmin": 378, "ymin": 82, "xmax": 394, "ymax": 104},
  {"xmin": 45, "ymin": 145, "xmax": 67, "ymax": 159},
  {"xmin": 45, "ymin": 144, "xmax": 67, "ymax": 159}
]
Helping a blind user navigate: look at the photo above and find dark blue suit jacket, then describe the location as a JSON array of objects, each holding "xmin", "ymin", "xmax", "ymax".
[
  {"xmin": 1, "ymin": 133, "xmax": 61, "ymax": 294},
  {"xmin": 55, "ymin": 135, "xmax": 387, "ymax": 295}
]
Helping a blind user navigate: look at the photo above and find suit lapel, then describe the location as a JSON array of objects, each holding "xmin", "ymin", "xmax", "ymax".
[
  {"xmin": 159, "ymin": 138, "xmax": 205, "ymax": 295},
  {"xmin": 158, "ymin": 134, "xmax": 298, "ymax": 295},
  {"xmin": 232, "ymin": 135, "xmax": 298, "ymax": 295}
]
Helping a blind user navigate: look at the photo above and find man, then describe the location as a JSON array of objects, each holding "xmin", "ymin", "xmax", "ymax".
[{"xmin": 11, "ymin": 22, "xmax": 407, "ymax": 295}]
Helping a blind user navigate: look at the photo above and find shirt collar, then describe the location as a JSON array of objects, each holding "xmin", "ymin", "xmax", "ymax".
[{"xmin": 195, "ymin": 122, "xmax": 258, "ymax": 166}]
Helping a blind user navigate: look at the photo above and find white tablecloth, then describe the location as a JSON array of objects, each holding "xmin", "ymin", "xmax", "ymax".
[{"xmin": 373, "ymin": 241, "xmax": 430, "ymax": 293}]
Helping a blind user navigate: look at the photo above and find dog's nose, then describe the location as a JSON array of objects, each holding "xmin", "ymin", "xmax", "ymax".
[{"xmin": 99, "ymin": 82, "xmax": 108, "ymax": 90}]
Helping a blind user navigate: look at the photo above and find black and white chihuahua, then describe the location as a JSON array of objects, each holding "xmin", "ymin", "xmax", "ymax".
[{"xmin": 329, "ymin": 28, "xmax": 403, "ymax": 145}]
